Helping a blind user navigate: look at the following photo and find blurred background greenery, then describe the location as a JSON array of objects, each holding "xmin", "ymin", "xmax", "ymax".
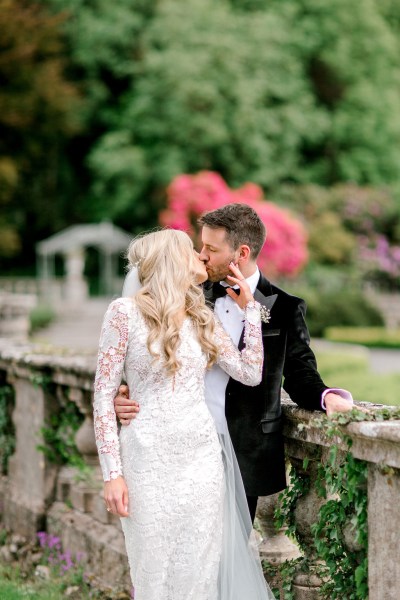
[{"xmin": 1, "ymin": 1, "xmax": 400, "ymax": 398}]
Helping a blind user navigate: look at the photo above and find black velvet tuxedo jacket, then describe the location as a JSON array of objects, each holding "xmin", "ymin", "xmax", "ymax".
[{"xmin": 204, "ymin": 272, "xmax": 328, "ymax": 497}]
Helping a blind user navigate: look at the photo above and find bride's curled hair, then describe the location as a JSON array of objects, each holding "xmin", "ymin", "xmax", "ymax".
[{"xmin": 127, "ymin": 229, "xmax": 218, "ymax": 376}]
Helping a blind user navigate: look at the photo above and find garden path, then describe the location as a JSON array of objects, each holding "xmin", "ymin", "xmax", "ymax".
[{"xmin": 31, "ymin": 298, "xmax": 109, "ymax": 353}]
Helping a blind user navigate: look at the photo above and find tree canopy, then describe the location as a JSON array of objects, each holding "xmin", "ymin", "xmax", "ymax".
[{"xmin": 2, "ymin": 0, "xmax": 400, "ymax": 272}]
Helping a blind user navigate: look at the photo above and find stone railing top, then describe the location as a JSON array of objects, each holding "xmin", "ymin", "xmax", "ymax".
[
  {"xmin": 0, "ymin": 291, "xmax": 36, "ymax": 311},
  {"xmin": 282, "ymin": 397, "xmax": 400, "ymax": 469},
  {"xmin": 0, "ymin": 338, "xmax": 96, "ymax": 388}
]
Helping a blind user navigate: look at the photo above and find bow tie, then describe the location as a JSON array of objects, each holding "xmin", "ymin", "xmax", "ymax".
[{"xmin": 211, "ymin": 282, "xmax": 240, "ymax": 301}]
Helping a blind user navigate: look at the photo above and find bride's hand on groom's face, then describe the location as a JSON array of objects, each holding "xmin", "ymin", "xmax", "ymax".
[
  {"xmin": 114, "ymin": 385, "xmax": 139, "ymax": 425},
  {"xmin": 226, "ymin": 262, "xmax": 254, "ymax": 309}
]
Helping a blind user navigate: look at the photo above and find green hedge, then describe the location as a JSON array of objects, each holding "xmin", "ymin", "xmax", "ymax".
[
  {"xmin": 299, "ymin": 290, "xmax": 384, "ymax": 337},
  {"xmin": 325, "ymin": 327, "xmax": 400, "ymax": 349},
  {"xmin": 29, "ymin": 305, "xmax": 55, "ymax": 333}
]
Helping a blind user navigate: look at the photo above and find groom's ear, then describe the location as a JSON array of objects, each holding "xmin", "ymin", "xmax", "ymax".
[{"xmin": 237, "ymin": 244, "xmax": 251, "ymax": 262}]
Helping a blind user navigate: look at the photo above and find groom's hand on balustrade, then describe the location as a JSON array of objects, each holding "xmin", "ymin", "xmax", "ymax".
[
  {"xmin": 324, "ymin": 392, "xmax": 353, "ymax": 417},
  {"xmin": 114, "ymin": 384, "xmax": 139, "ymax": 425}
]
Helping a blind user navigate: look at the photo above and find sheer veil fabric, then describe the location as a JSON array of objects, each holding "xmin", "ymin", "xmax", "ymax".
[{"xmin": 121, "ymin": 271, "xmax": 273, "ymax": 599}]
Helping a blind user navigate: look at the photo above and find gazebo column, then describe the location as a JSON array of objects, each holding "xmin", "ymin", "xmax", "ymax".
[
  {"xmin": 102, "ymin": 249, "xmax": 114, "ymax": 295},
  {"xmin": 64, "ymin": 247, "xmax": 88, "ymax": 307}
]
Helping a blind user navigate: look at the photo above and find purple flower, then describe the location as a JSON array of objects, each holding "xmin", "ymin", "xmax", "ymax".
[
  {"xmin": 75, "ymin": 551, "xmax": 86, "ymax": 563},
  {"xmin": 37, "ymin": 532, "xmax": 47, "ymax": 548},
  {"xmin": 47, "ymin": 535, "xmax": 61, "ymax": 549}
]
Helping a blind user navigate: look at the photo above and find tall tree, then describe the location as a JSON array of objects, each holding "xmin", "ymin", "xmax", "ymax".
[{"xmin": 0, "ymin": 0, "xmax": 79, "ymax": 270}]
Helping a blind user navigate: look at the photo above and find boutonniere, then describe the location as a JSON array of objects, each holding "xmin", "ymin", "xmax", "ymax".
[{"xmin": 260, "ymin": 305, "xmax": 271, "ymax": 324}]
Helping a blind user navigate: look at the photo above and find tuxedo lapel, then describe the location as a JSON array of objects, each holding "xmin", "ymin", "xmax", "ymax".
[{"xmin": 253, "ymin": 288, "xmax": 278, "ymax": 312}]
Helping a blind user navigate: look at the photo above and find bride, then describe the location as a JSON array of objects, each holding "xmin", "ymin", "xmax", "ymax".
[{"xmin": 93, "ymin": 229, "xmax": 273, "ymax": 599}]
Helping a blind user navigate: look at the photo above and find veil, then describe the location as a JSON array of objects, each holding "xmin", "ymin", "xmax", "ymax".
[
  {"xmin": 217, "ymin": 418, "xmax": 274, "ymax": 599},
  {"xmin": 120, "ymin": 268, "xmax": 273, "ymax": 599},
  {"xmin": 122, "ymin": 267, "xmax": 141, "ymax": 298}
]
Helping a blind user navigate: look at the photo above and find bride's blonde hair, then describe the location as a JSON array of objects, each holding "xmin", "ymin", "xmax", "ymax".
[{"xmin": 127, "ymin": 229, "xmax": 218, "ymax": 376}]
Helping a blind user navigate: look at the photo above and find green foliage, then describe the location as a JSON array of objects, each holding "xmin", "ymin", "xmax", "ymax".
[
  {"xmin": 0, "ymin": 382, "xmax": 15, "ymax": 475},
  {"xmin": 47, "ymin": 0, "xmax": 400, "ymax": 222},
  {"xmin": 0, "ymin": 0, "xmax": 81, "ymax": 273},
  {"xmin": 3, "ymin": 0, "xmax": 400, "ymax": 276},
  {"xmin": 0, "ymin": 554, "xmax": 111, "ymax": 599},
  {"xmin": 274, "ymin": 465, "xmax": 310, "ymax": 545},
  {"xmin": 293, "ymin": 286, "xmax": 384, "ymax": 337},
  {"xmin": 263, "ymin": 557, "xmax": 303, "ymax": 600},
  {"xmin": 325, "ymin": 326, "xmax": 400, "ymax": 348},
  {"xmin": 312, "ymin": 451, "xmax": 368, "ymax": 599},
  {"xmin": 85, "ymin": 0, "xmax": 321, "ymax": 214},
  {"xmin": 29, "ymin": 305, "xmax": 55, "ymax": 333},
  {"xmin": 271, "ymin": 0, "xmax": 400, "ymax": 186},
  {"xmin": 37, "ymin": 400, "xmax": 86, "ymax": 470}
]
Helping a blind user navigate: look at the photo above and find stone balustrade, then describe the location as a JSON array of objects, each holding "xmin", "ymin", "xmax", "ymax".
[
  {"xmin": 0, "ymin": 292, "xmax": 36, "ymax": 340},
  {"xmin": 0, "ymin": 339, "xmax": 399, "ymax": 597}
]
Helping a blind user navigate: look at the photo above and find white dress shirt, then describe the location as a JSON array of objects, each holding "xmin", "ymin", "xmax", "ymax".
[{"xmin": 204, "ymin": 268, "xmax": 260, "ymax": 432}]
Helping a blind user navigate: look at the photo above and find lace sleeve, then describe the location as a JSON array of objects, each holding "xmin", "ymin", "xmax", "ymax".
[
  {"xmin": 93, "ymin": 298, "xmax": 131, "ymax": 482},
  {"xmin": 215, "ymin": 300, "xmax": 263, "ymax": 386}
]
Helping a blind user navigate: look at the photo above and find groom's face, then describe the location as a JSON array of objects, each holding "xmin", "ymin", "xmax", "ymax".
[{"xmin": 199, "ymin": 226, "xmax": 238, "ymax": 283}]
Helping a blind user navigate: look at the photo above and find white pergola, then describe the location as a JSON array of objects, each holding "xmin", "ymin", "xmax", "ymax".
[{"xmin": 36, "ymin": 222, "xmax": 132, "ymax": 302}]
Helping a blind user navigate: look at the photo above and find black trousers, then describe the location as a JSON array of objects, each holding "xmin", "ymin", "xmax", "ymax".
[{"xmin": 246, "ymin": 495, "xmax": 259, "ymax": 524}]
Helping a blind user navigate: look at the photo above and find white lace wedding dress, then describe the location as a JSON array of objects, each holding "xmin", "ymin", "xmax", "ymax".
[{"xmin": 93, "ymin": 297, "xmax": 273, "ymax": 600}]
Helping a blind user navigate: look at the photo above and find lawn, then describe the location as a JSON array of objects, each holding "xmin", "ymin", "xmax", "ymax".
[{"xmin": 314, "ymin": 349, "xmax": 400, "ymax": 406}]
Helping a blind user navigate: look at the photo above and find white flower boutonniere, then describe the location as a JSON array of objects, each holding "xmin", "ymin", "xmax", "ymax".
[{"xmin": 260, "ymin": 305, "xmax": 271, "ymax": 324}]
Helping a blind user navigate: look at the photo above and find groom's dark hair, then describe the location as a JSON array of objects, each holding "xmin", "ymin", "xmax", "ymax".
[{"xmin": 198, "ymin": 203, "xmax": 266, "ymax": 259}]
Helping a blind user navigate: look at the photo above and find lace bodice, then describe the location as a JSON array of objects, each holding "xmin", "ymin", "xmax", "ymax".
[{"xmin": 93, "ymin": 297, "xmax": 263, "ymax": 482}]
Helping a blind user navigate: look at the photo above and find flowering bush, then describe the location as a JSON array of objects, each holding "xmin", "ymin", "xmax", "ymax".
[
  {"xmin": 358, "ymin": 235, "xmax": 400, "ymax": 288},
  {"xmin": 335, "ymin": 185, "xmax": 396, "ymax": 236},
  {"xmin": 334, "ymin": 186, "xmax": 400, "ymax": 288},
  {"xmin": 276, "ymin": 183, "xmax": 400, "ymax": 288},
  {"xmin": 160, "ymin": 171, "xmax": 308, "ymax": 278}
]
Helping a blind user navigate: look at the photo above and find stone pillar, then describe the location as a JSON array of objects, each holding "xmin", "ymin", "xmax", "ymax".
[
  {"xmin": 0, "ymin": 292, "xmax": 36, "ymax": 341},
  {"xmin": 4, "ymin": 369, "xmax": 58, "ymax": 538},
  {"xmin": 64, "ymin": 247, "xmax": 88, "ymax": 307},
  {"xmin": 368, "ymin": 464, "xmax": 400, "ymax": 599},
  {"xmin": 283, "ymin": 440, "xmax": 327, "ymax": 600},
  {"xmin": 257, "ymin": 492, "xmax": 302, "ymax": 565},
  {"xmin": 65, "ymin": 387, "xmax": 103, "ymax": 515},
  {"xmin": 69, "ymin": 387, "xmax": 98, "ymax": 468}
]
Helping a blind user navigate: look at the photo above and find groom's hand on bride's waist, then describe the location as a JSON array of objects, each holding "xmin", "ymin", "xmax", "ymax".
[{"xmin": 114, "ymin": 384, "xmax": 139, "ymax": 425}]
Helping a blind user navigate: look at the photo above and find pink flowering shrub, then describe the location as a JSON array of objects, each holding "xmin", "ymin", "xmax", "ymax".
[{"xmin": 160, "ymin": 171, "xmax": 308, "ymax": 278}]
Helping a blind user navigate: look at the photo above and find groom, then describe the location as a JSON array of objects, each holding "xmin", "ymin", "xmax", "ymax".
[{"xmin": 114, "ymin": 203, "xmax": 352, "ymax": 522}]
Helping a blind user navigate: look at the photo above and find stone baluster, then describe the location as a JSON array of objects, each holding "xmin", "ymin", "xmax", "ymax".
[
  {"xmin": 257, "ymin": 491, "xmax": 302, "ymax": 565},
  {"xmin": 3, "ymin": 366, "xmax": 59, "ymax": 539},
  {"xmin": 56, "ymin": 386, "xmax": 104, "ymax": 517},
  {"xmin": 367, "ymin": 463, "xmax": 400, "ymax": 599},
  {"xmin": 283, "ymin": 441, "xmax": 327, "ymax": 600}
]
